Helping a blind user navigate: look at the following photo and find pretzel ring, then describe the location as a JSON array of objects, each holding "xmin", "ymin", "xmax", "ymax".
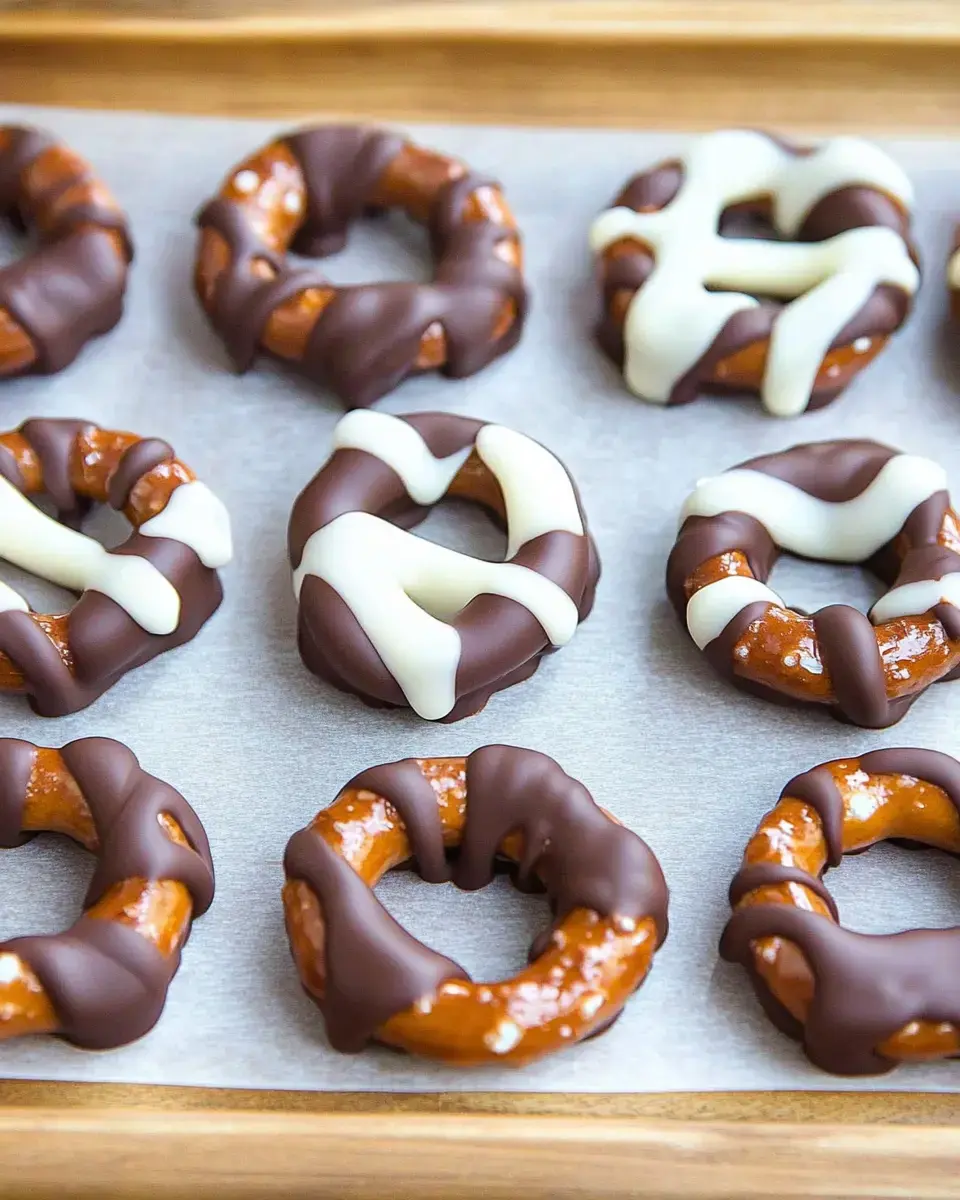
[
  {"xmin": 289, "ymin": 410, "xmax": 600, "ymax": 721},
  {"xmin": 589, "ymin": 129, "xmax": 918, "ymax": 416},
  {"xmin": 283, "ymin": 745, "xmax": 668, "ymax": 1065},
  {"xmin": 0, "ymin": 736, "xmax": 214, "ymax": 1047},
  {"xmin": 666, "ymin": 439, "xmax": 960, "ymax": 728},
  {"xmin": 720, "ymin": 749, "xmax": 960, "ymax": 1076},
  {"xmin": 195, "ymin": 124, "xmax": 526, "ymax": 410},
  {"xmin": 0, "ymin": 126, "xmax": 133, "ymax": 378},
  {"xmin": 0, "ymin": 417, "xmax": 232, "ymax": 716}
]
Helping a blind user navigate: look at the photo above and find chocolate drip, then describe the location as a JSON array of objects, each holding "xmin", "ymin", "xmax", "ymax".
[
  {"xmin": 60, "ymin": 738, "xmax": 214, "ymax": 913},
  {"xmin": 799, "ymin": 185, "xmax": 910, "ymax": 242},
  {"xmin": 20, "ymin": 417, "xmax": 94, "ymax": 527},
  {"xmin": 0, "ymin": 735, "xmax": 214, "ymax": 1049},
  {"xmin": 348, "ymin": 759, "xmax": 450, "ymax": 883},
  {"xmin": 812, "ymin": 604, "xmax": 899, "ymax": 728},
  {"xmin": 285, "ymin": 747, "xmax": 668, "ymax": 1052},
  {"xmin": 107, "ymin": 438, "xmax": 174, "ymax": 511},
  {"xmin": 0, "ymin": 537, "xmax": 223, "ymax": 717},
  {"xmin": 455, "ymin": 746, "xmax": 669, "ymax": 946},
  {"xmin": 0, "ymin": 128, "xmax": 54, "ymax": 216},
  {"xmin": 780, "ymin": 765, "xmax": 845, "ymax": 866},
  {"xmin": 283, "ymin": 125, "xmax": 404, "ymax": 257},
  {"xmin": 720, "ymin": 904, "xmax": 960, "ymax": 1076},
  {"xmin": 615, "ymin": 163, "xmax": 684, "ymax": 213},
  {"xmin": 728, "ymin": 862, "xmax": 839, "ymax": 921},
  {"xmin": 0, "ymin": 231, "xmax": 128, "ymax": 375},
  {"xmin": 0, "ymin": 738, "xmax": 36, "ymax": 848},
  {"xmin": 284, "ymin": 828, "xmax": 467, "ymax": 1053},
  {"xmin": 198, "ymin": 129, "xmax": 526, "ymax": 409}
]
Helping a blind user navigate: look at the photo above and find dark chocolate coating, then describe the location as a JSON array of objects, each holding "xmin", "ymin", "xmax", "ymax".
[
  {"xmin": 284, "ymin": 745, "xmax": 668, "ymax": 1053},
  {"xmin": 197, "ymin": 125, "xmax": 527, "ymax": 409},
  {"xmin": 722, "ymin": 748, "xmax": 960, "ymax": 1075},
  {"xmin": 595, "ymin": 133, "xmax": 914, "ymax": 408},
  {"xmin": 0, "ymin": 419, "xmax": 224, "ymax": 717},
  {"xmin": 107, "ymin": 438, "xmax": 174, "ymax": 511},
  {"xmin": 289, "ymin": 412, "xmax": 600, "ymax": 722},
  {"xmin": 665, "ymin": 439, "xmax": 960, "ymax": 728},
  {"xmin": 0, "ymin": 126, "xmax": 132, "ymax": 378},
  {"xmin": 0, "ymin": 736, "xmax": 214, "ymax": 1049}
]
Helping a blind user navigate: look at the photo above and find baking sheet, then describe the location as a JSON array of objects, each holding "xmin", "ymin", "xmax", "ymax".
[{"xmin": 0, "ymin": 104, "xmax": 958, "ymax": 1094}]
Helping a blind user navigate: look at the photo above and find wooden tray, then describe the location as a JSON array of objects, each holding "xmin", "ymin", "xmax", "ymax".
[{"xmin": 2, "ymin": 3, "xmax": 960, "ymax": 1196}]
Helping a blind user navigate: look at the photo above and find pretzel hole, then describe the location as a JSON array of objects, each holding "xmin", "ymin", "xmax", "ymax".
[
  {"xmin": 415, "ymin": 501, "xmax": 506, "ymax": 565},
  {"xmin": 375, "ymin": 869, "xmax": 553, "ymax": 980},
  {"xmin": 765, "ymin": 554, "xmax": 883, "ymax": 618},
  {"xmin": 290, "ymin": 211, "xmax": 431, "ymax": 286},
  {"xmin": 816, "ymin": 842, "xmax": 960, "ymax": 935},
  {"xmin": 0, "ymin": 835, "xmax": 93, "ymax": 940}
]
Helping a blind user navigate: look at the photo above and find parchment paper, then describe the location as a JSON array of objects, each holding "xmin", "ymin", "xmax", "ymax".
[{"xmin": 0, "ymin": 105, "xmax": 958, "ymax": 1093}]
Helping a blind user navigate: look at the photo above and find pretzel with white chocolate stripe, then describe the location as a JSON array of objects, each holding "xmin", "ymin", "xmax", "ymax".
[
  {"xmin": 590, "ymin": 130, "xmax": 918, "ymax": 417},
  {"xmin": 0, "ymin": 418, "xmax": 232, "ymax": 716},
  {"xmin": 288, "ymin": 411, "xmax": 600, "ymax": 722},
  {"xmin": 666, "ymin": 440, "xmax": 960, "ymax": 727}
]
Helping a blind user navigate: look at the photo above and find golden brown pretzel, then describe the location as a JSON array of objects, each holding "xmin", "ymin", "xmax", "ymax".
[
  {"xmin": 0, "ymin": 418, "xmax": 232, "ymax": 716},
  {"xmin": 283, "ymin": 747, "xmax": 668, "ymax": 1066},
  {"xmin": 720, "ymin": 750, "xmax": 960, "ymax": 1075},
  {"xmin": 0, "ymin": 126, "xmax": 132, "ymax": 378},
  {"xmin": 0, "ymin": 737, "xmax": 214, "ymax": 1047},
  {"xmin": 195, "ymin": 126, "xmax": 526, "ymax": 409}
]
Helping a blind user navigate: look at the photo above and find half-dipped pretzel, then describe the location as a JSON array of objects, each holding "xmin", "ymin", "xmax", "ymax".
[
  {"xmin": 0, "ymin": 126, "xmax": 132, "ymax": 377},
  {"xmin": 195, "ymin": 125, "xmax": 526, "ymax": 409},
  {"xmin": 666, "ymin": 440, "xmax": 960, "ymax": 727},
  {"xmin": 0, "ymin": 418, "xmax": 232, "ymax": 716},
  {"xmin": 283, "ymin": 745, "xmax": 668, "ymax": 1066},
  {"xmin": 589, "ymin": 130, "xmax": 918, "ymax": 416},
  {"xmin": 0, "ymin": 736, "xmax": 214, "ymax": 1047},
  {"xmin": 721, "ymin": 749, "xmax": 960, "ymax": 1076},
  {"xmin": 289, "ymin": 410, "xmax": 600, "ymax": 721}
]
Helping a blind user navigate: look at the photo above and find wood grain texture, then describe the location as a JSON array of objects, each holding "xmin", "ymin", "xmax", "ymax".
[
  {"xmin": 3, "ymin": 1106, "xmax": 960, "ymax": 1199},
  {"xmin": 0, "ymin": 2, "xmax": 959, "ymax": 128}
]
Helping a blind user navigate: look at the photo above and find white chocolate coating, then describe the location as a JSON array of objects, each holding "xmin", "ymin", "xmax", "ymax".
[
  {"xmin": 870, "ymin": 574, "xmax": 960, "ymax": 625},
  {"xmin": 589, "ymin": 130, "xmax": 918, "ymax": 416},
  {"xmin": 682, "ymin": 455, "xmax": 945, "ymax": 562},
  {"xmin": 685, "ymin": 575, "xmax": 784, "ymax": 651},
  {"xmin": 296, "ymin": 413, "xmax": 587, "ymax": 720},
  {"xmin": 139, "ymin": 480, "xmax": 234, "ymax": 568}
]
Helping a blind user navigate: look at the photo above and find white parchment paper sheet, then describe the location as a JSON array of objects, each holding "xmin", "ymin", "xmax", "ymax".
[{"xmin": 0, "ymin": 105, "xmax": 958, "ymax": 1093}]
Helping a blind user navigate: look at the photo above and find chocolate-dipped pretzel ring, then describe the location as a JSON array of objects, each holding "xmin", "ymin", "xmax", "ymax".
[
  {"xmin": 0, "ymin": 736, "xmax": 214, "ymax": 1047},
  {"xmin": 666, "ymin": 440, "xmax": 960, "ymax": 728},
  {"xmin": 589, "ymin": 130, "xmax": 918, "ymax": 416},
  {"xmin": 289, "ymin": 410, "xmax": 600, "ymax": 722},
  {"xmin": 0, "ymin": 417, "xmax": 232, "ymax": 716},
  {"xmin": 0, "ymin": 126, "xmax": 132, "ymax": 378},
  {"xmin": 195, "ymin": 125, "xmax": 526, "ymax": 409},
  {"xmin": 720, "ymin": 749, "xmax": 960, "ymax": 1076},
  {"xmin": 283, "ymin": 745, "xmax": 668, "ymax": 1065}
]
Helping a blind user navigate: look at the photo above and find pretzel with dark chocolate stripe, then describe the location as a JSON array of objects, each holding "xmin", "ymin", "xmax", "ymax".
[
  {"xmin": 283, "ymin": 745, "xmax": 668, "ymax": 1066},
  {"xmin": 721, "ymin": 749, "xmax": 960, "ymax": 1075},
  {"xmin": 667, "ymin": 440, "xmax": 960, "ymax": 728},
  {"xmin": 0, "ymin": 417, "xmax": 232, "ymax": 716},
  {"xmin": 589, "ymin": 130, "xmax": 918, "ymax": 417},
  {"xmin": 289, "ymin": 410, "xmax": 599, "ymax": 722},
  {"xmin": 0, "ymin": 736, "xmax": 214, "ymax": 1047},
  {"xmin": 194, "ymin": 125, "xmax": 526, "ymax": 410},
  {"xmin": 0, "ymin": 126, "xmax": 132, "ymax": 378}
]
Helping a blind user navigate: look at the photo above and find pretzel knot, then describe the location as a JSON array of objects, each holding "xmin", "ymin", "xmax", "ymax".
[
  {"xmin": 0, "ymin": 737, "xmax": 214, "ymax": 1048},
  {"xmin": 0, "ymin": 125, "xmax": 132, "ymax": 378},
  {"xmin": 667, "ymin": 439, "xmax": 960, "ymax": 728},
  {"xmin": 0, "ymin": 417, "xmax": 232, "ymax": 716},
  {"xmin": 721, "ymin": 749, "xmax": 960, "ymax": 1076},
  {"xmin": 283, "ymin": 746, "xmax": 668, "ymax": 1065},
  {"xmin": 288, "ymin": 410, "xmax": 600, "ymax": 721},
  {"xmin": 589, "ymin": 130, "xmax": 918, "ymax": 416},
  {"xmin": 195, "ymin": 125, "xmax": 527, "ymax": 409}
]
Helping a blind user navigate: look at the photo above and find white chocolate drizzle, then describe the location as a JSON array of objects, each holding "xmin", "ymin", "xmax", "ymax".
[
  {"xmin": 139, "ymin": 480, "xmax": 234, "ymax": 568},
  {"xmin": 680, "ymin": 450, "xmax": 947, "ymax": 647},
  {"xmin": 295, "ymin": 412, "xmax": 586, "ymax": 720},
  {"xmin": 589, "ymin": 130, "xmax": 918, "ymax": 417}
]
